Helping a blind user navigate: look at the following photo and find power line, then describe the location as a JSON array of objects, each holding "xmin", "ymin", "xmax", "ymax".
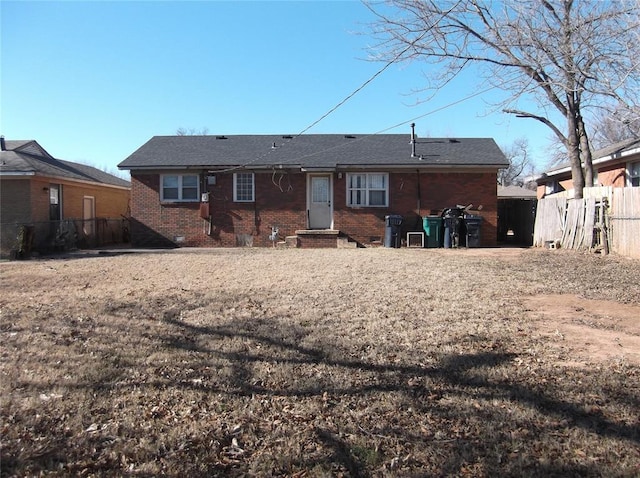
[
  {"xmin": 266, "ymin": 84, "xmax": 500, "ymax": 165},
  {"xmin": 214, "ymin": 0, "xmax": 468, "ymax": 171},
  {"xmin": 213, "ymin": 31, "xmax": 430, "ymax": 173}
]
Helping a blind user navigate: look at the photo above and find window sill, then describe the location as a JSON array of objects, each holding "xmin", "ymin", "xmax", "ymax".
[
  {"xmin": 160, "ymin": 200, "xmax": 200, "ymax": 205},
  {"xmin": 347, "ymin": 205, "xmax": 388, "ymax": 208}
]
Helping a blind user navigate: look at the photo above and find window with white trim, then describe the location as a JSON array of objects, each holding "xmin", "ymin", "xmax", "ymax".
[
  {"xmin": 347, "ymin": 173, "xmax": 388, "ymax": 207},
  {"xmin": 234, "ymin": 172, "xmax": 255, "ymax": 202},
  {"xmin": 161, "ymin": 174, "xmax": 199, "ymax": 202},
  {"xmin": 629, "ymin": 162, "xmax": 640, "ymax": 187}
]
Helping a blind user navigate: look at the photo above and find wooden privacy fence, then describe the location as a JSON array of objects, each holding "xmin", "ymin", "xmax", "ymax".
[
  {"xmin": 534, "ymin": 187, "xmax": 640, "ymax": 258},
  {"xmin": 610, "ymin": 188, "xmax": 640, "ymax": 258}
]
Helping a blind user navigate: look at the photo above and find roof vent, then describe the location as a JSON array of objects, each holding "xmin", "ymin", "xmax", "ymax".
[
  {"xmin": 344, "ymin": 135, "xmax": 356, "ymax": 139},
  {"xmin": 410, "ymin": 123, "xmax": 416, "ymax": 157},
  {"xmin": 282, "ymin": 135, "xmax": 293, "ymax": 139},
  {"xmin": 216, "ymin": 135, "xmax": 228, "ymax": 140}
]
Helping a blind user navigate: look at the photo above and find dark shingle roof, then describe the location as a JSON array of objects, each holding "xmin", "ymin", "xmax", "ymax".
[
  {"xmin": 118, "ymin": 134, "xmax": 508, "ymax": 170},
  {"xmin": 1, "ymin": 140, "xmax": 130, "ymax": 188},
  {"xmin": 592, "ymin": 137, "xmax": 640, "ymax": 160},
  {"xmin": 545, "ymin": 137, "xmax": 640, "ymax": 175}
]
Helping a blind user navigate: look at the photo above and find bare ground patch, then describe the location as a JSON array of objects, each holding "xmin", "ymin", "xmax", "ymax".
[
  {"xmin": 525, "ymin": 294, "xmax": 640, "ymax": 367},
  {"xmin": 1, "ymin": 247, "xmax": 639, "ymax": 477}
]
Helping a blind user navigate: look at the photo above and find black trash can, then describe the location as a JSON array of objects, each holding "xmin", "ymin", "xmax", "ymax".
[
  {"xmin": 463, "ymin": 214, "xmax": 483, "ymax": 248},
  {"xmin": 442, "ymin": 208, "xmax": 463, "ymax": 248},
  {"xmin": 384, "ymin": 215, "xmax": 403, "ymax": 248}
]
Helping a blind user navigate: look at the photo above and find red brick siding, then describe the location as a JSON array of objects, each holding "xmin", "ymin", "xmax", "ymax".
[
  {"xmin": 334, "ymin": 171, "xmax": 498, "ymax": 246},
  {"xmin": 298, "ymin": 235, "xmax": 339, "ymax": 248},
  {"xmin": 536, "ymin": 162, "xmax": 629, "ymax": 198},
  {"xmin": 131, "ymin": 170, "xmax": 499, "ymax": 248},
  {"xmin": 596, "ymin": 164, "xmax": 627, "ymax": 188}
]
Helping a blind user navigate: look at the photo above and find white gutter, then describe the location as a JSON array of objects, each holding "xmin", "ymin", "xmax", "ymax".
[{"xmin": 0, "ymin": 171, "xmax": 36, "ymax": 176}]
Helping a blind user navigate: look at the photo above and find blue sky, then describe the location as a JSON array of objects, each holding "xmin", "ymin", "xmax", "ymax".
[{"xmin": 1, "ymin": 1, "xmax": 557, "ymax": 178}]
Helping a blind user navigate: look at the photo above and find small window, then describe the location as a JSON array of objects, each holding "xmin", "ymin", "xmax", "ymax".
[
  {"xmin": 629, "ymin": 162, "xmax": 640, "ymax": 187},
  {"xmin": 347, "ymin": 173, "xmax": 388, "ymax": 207},
  {"xmin": 545, "ymin": 181, "xmax": 563, "ymax": 195},
  {"xmin": 161, "ymin": 174, "xmax": 200, "ymax": 202},
  {"xmin": 234, "ymin": 173, "xmax": 255, "ymax": 202}
]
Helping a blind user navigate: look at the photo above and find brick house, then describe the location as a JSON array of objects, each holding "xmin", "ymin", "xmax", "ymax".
[
  {"xmin": 0, "ymin": 138, "xmax": 131, "ymax": 257},
  {"xmin": 118, "ymin": 127, "xmax": 508, "ymax": 248},
  {"xmin": 536, "ymin": 137, "xmax": 640, "ymax": 198}
]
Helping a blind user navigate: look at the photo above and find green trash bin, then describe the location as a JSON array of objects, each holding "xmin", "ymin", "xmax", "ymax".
[{"xmin": 422, "ymin": 216, "xmax": 443, "ymax": 248}]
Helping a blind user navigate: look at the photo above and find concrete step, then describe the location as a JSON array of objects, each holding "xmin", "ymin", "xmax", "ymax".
[{"xmin": 337, "ymin": 236, "xmax": 358, "ymax": 249}]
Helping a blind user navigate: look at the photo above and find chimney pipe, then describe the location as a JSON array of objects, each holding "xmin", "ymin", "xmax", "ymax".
[
  {"xmin": 0, "ymin": 136, "xmax": 5, "ymax": 151},
  {"xmin": 410, "ymin": 123, "xmax": 416, "ymax": 157}
]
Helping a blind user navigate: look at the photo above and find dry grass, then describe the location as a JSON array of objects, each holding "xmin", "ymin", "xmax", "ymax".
[{"xmin": 1, "ymin": 247, "xmax": 639, "ymax": 477}]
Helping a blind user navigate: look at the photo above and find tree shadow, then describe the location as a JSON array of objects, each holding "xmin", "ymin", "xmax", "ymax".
[
  {"xmin": 7, "ymin": 309, "xmax": 637, "ymax": 477},
  {"xmin": 159, "ymin": 316, "xmax": 639, "ymax": 446}
]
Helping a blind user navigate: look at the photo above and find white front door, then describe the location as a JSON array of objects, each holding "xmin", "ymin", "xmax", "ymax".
[{"xmin": 308, "ymin": 174, "xmax": 333, "ymax": 229}]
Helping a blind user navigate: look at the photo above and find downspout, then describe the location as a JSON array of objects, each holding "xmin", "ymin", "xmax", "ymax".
[{"xmin": 416, "ymin": 169, "xmax": 422, "ymax": 230}]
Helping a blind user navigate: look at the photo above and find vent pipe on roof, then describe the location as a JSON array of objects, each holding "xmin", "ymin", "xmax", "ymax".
[
  {"xmin": 0, "ymin": 136, "xmax": 5, "ymax": 151},
  {"xmin": 410, "ymin": 123, "xmax": 416, "ymax": 157}
]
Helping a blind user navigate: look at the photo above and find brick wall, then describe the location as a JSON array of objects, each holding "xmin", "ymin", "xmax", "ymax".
[
  {"xmin": 536, "ymin": 163, "xmax": 629, "ymax": 199},
  {"xmin": 334, "ymin": 171, "xmax": 498, "ymax": 247},
  {"xmin": 130, "ymin": 169, "xmax": 499, "ymax": 248},
  {"xmin": 596, "ymin": 164, "xmax": 627, "ymax": 188}
]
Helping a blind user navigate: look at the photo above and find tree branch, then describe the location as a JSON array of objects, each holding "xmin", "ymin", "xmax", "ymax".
[{"xmin": 503, "ymin": 109, "xmax": 566, "ymax": 145}]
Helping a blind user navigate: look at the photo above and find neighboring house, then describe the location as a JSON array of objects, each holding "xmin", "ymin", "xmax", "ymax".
[
  {"xmin": 536, "ymin": 138, "xmax": 640, "ymax": 198},
  {"xmin": 497, "ymin": 185, "xmax": 537, "ymax": 246},
  {"xmin": 0, "ymin": 137, "xmax": 131, "ymax": 257},
  {"xmin": 118, "ymin": 127, "xmax": 508, "ymax": 248}
]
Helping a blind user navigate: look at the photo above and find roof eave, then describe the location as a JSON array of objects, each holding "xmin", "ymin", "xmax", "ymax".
[
  {"xmin": 542, "ymin": 145, "xmax": 640, "ymax": 179},
  {"xmin": 0, "ymin": 171, "xmax": 36, "ymax": 177}
]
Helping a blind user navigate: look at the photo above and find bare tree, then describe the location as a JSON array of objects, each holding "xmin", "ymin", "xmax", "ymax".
[
  {"xmin": 176, "ymin": 127, "xmax": 210, "ymax": 136},
  {"xmin": 365, "ymin": 0, "xmax": 640, "ymax": 198},
  {"xmin": 590, "ymin": 105, "xmax": 640, "ymax": 150},
  {"xmin": 498, "ymin": 138, "xmax": 534, "ymax": 187}
]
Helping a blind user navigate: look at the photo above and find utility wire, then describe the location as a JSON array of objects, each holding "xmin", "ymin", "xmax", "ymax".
[
  {"xmin": 267, "ymin": 84, "xmax": 499, "ymax": 165},
  {"xmin": 212, "ymin": 31, "xmax": 429, "ymax": 174},
  {"xmin": 213, "ymin": 0, "xmax": 467, "ymax": 172}
]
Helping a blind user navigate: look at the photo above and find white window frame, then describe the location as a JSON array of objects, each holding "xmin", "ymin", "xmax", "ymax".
[
  {"xmin": 628, "ymin": 161, "xmax": 640, "ymax": 187},
  {"xmin": 160, "ymin": 174, "xmax": 200, "ymax": 202},
  {"xmin": 346, "ymin": 172, "xmax": 389, "ymax": 207},
  {"xmin": 234, "ymin": 172, "xmax": 255, "ymax": 202}
]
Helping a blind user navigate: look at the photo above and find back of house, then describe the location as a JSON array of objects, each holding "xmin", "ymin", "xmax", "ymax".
[{"xmin": 118, "ymin": 128, "xmax": 508, "ymax": 248}]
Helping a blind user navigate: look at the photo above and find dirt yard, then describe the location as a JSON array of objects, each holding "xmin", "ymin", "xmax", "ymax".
[{"xmin": 1, "ymin": 247, "xmax": 639, "ymax": 477}]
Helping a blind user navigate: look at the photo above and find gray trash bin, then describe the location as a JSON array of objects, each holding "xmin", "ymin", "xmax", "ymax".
[
  {"xmin": 442, "ymin": 208, "xmax": 463, "ymax": 248},
  {"xmin": 384, "ymin": 215, "xmax": 403, "ymax": 248}
]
